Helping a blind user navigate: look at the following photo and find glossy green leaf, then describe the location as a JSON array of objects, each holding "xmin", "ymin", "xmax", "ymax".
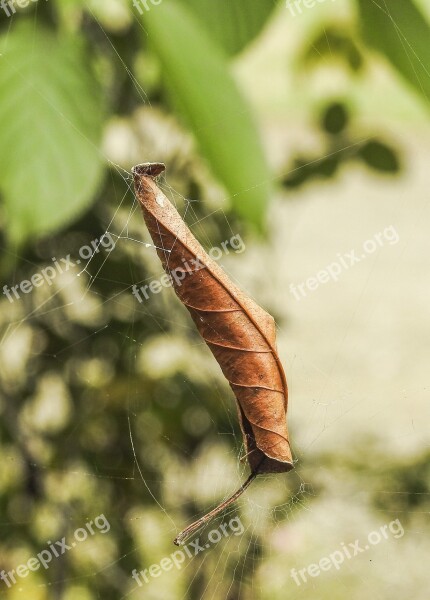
[
  {"xmin": 357, "ymin": 0, "xmax": 430, "ymax": 106},
  {"xmin": 0, "ymin": 24, "xmax": 105, "ymax": 244},
  {"xmin": 141, "ymin": 1, "xmax": 271, "ymax": 230}
]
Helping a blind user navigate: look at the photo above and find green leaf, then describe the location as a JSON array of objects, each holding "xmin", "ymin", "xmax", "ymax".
[
  {"xmin": 141, "ymin": 1, "xmax": 271, "ymax": 231},
  {"xmin": 178, "ymin": 0, "xmax": 277, "ymax": 55},
  {"xmin": 0, "ymin": 24, "xmax": 105, "ymax": 244},
  {"xmin": 357, "ymin": 0, "xmax": 430, "ymax": 106}
]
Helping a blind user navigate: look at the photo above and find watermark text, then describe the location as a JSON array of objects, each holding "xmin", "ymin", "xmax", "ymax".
[
  {"xmin": 131, "ymin": 516, "xmax": 244, "ymax": 586},
  {"xmin": 289, "ymin": 225, "xmax": 399, "ymax": 301},
  {"xmin": 290, "ymin": 518, "xmax": 404, "ymax": 586}
]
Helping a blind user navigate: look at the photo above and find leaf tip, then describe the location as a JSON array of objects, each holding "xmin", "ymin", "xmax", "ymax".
[{"xmin": 132, "ymin": 162, "xmax": 166, "ymax": 179}]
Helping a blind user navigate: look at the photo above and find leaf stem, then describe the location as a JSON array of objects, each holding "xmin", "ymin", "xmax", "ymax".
[{"xmin": 173, "ymin": 470, "xmax": 258, "ymax": 546}]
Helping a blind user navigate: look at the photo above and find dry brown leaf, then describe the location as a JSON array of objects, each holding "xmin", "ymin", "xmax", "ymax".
[{"xmin": 133, "ymin": 163, "xmax": 293, "ymax": 544}]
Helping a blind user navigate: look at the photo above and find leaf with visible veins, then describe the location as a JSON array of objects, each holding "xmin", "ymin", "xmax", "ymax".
[{"xmin": 133, "ymin": 163, "xmax": 293, "ymax": 544}]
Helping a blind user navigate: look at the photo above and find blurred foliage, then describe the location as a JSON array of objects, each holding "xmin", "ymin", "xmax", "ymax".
[
  {"xmin": 284, "ymin": 7, "xmax": 414, "ymax": 191},
  {"xmin": 301, "ymin": 25, "xmax": 364, "ymax": 72},
  {"xmin": 283, "ymin": 100, "xmax": 401, "ymax": 189},
  {"xmin": 141, "ymin": 2, "xmax": 271, "ymax": 230},
  {"xmin": 177, "ymin": 0, "xmax": 276, "ymax": 55},
  {"xmin": 0, "ymin": 0, "xmax": 428, "ymax": 244},
  {"xmin": 371, "ymin": 450, "xmax": 430, "ymax": 517},
  {"xmin": 0, "ymin": 0, "xmax": 429, "ymax": 598},
  {"xmin": 0, "ymin": 0, "xmax": 276, "ymax": 244},
  {"xmin": 358, "ymin": 0, "xmax": 430, "ymax": 105},
  {"xmin": 322, "ymin": 441, "xmax": 430, "ymax": 523},
  {"xmin": 0, "ymin": 23, "xmax": 105, "ymax": 245}
]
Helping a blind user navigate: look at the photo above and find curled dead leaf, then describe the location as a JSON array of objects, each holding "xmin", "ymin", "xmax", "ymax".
[{"xmin": 133, "ymin": 163, "xmax": 293, "ymax": 544}]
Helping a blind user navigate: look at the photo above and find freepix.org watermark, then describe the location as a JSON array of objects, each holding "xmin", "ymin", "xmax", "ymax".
[
  {"xmin": 289, "ymin": 225, "xmax": 399, "ymax": 301},
  {"xmin": 286, "ymin": 0, "xmax": 336, "ymax": 17},
  {"xmin": 0, "ymin": 0, "xmax": 46, "ymax": 17},
  {"xmin": 132, "ymin": 0, "xmax": 162, "ymax": 14},
  {"xmin": 3, "ymin": 233, "xmax": 116, "ymax": 303},
  {"xmin": 131, "ymin": 516, "xmax": 245, "ymax": 586},
  {"xmin": 290, "ymin": 518, "xmax": 404, "ymax": 586},
  {"xmin": 132, "ymin": 233, "xmax": 245, "ymax": 303},
  {"xmin": 0, "ymin": 514, "xmax": 110, "ymax": 589}
]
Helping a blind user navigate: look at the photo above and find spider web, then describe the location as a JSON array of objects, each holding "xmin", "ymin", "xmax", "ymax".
[{"xmin": 0, "ymin": 1, "xmax": 430, "ymax": 599}]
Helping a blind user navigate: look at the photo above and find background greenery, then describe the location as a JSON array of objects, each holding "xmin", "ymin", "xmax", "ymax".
[{"xmin": 0, "ymin": 1, "xmax": 429, "ymax": 598}]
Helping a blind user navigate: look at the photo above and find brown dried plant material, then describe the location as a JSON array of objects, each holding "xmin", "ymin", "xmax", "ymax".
[{"xmin": 133, "ymin": 163, "xmax": 293, "ymax": 544}]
